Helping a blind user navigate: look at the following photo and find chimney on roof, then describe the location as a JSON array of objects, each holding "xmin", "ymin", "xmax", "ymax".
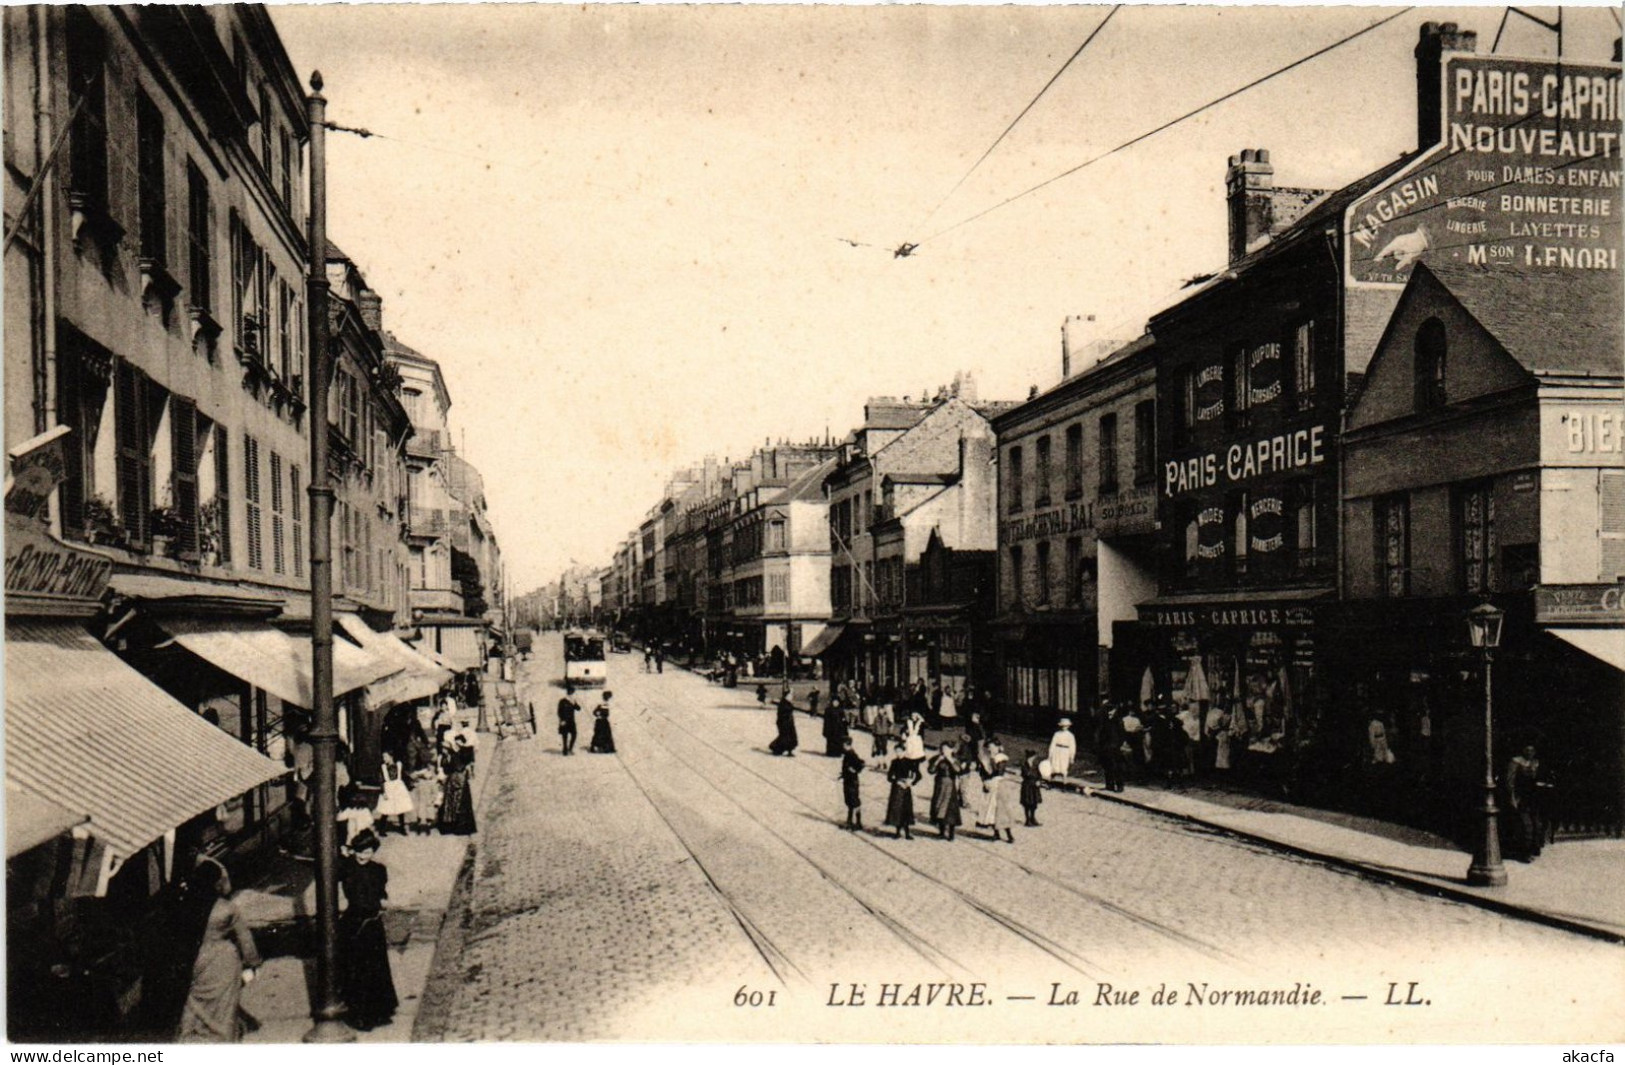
[
  {"xmin": 1061, "ymin": 314, "xmax": 1098, "ymax": 378},
  {"xmin": 357, "ymin": 289, "xmax": 383, "ymax": 333},
  {"xmin": 1614, "ymin": 38, "xmax": 1621, "ymax": 63},
  {"xmin": 1226, "ymin": 149, "xmax": 1275, "ymax": 265},
  {"xmin": 1416, "ymin": 22, "xmax": 1478, "ymax": 151}
]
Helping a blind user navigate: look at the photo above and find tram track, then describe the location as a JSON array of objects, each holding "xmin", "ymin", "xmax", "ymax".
[
  {"xmin": 628, "ymin": 702, "xmax": 1117, "ymax": 980},
  {"xmin": 633, "ymin": 694, "xmax": 1249, "ymax": 975},
  {"xmin": 620, "ymin": 705, "xmax": 1092, "ymax": 982},
  {"xmin": 618, "ymin": 708, "xmax": 971, "ymax": 981}
]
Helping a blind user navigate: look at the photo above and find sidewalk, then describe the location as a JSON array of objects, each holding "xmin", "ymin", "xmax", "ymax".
[
  {"xmin": 868, "ymin": 717, "xmax": 1625, "ymax": 943},
  {"xmin": 235, "ymin": 728, "xmax": 497, "ymax": 1042}
]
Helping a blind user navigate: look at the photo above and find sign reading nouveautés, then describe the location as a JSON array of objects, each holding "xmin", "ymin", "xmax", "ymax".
[{"xmin": 1347, "ymin": 54, "xmax": 1622, "ymax": 287}]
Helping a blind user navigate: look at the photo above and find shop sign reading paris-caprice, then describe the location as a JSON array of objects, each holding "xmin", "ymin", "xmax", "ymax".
[
  {"xmin": 1163, "ymin": 424, "xmax": 1327, "ymax": 499},
  {"xmin": 1346, "ymin": 53, "xmax": 1622, "ymax": 287}
]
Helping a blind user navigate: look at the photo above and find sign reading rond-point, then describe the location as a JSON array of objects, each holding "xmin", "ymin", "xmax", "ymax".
[{"xmin": 1347, "ymin": 53, "xmax": 1622, "ymax": 287}]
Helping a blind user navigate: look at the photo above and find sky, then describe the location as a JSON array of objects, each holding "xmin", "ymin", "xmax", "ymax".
[{"xmin": 270, "ymin": 2, "xmax": 1620, "ymax": 594}]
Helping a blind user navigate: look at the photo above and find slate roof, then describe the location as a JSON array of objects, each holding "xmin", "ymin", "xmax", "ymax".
[
  {"xmin": 784, "ymin": 457, "xmax": 840, "ymax": 502},
  {"xmin": 1420, "ymin": 261, "xmax": 1624, "ymax": 378},
  {"xmin": 1154, "ymin": 150, "xmax": 1426, "ymax": 320}
]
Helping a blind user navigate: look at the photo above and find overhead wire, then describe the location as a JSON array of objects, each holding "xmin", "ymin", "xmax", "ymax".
[
  {"xmin": 917, "ymin": 7, "xmax": 1416, "ymax": 246},
  {"xmin": 915, "ymin": 5, "xmax": 1121, "ymax": 232}
]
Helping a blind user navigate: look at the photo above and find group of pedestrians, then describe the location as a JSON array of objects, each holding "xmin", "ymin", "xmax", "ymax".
[
  {"xmin": 173, "ymin": 830, "xmax": 399, "ymax": 1041},
  {"xmin": 556, "ymin": 684, "xmax": 617, "ymax": 755},
  {"xmin": 817, "ymin": 696, "xmax": 1044, "ymax": 844},
  {"xmin": 362, "ymin": 701, "xmax": 480, "ymax": 839}
]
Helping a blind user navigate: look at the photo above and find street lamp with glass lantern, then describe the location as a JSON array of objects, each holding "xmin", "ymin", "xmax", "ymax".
[{"xmin": 1465, "ymin": 600, "xmax": 1507, "ymax": 888}]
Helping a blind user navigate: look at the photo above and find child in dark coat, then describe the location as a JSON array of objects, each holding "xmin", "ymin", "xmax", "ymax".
[{"xmin": 1020, "ymin": 752, "xmax": 1043, "ymax": 827}]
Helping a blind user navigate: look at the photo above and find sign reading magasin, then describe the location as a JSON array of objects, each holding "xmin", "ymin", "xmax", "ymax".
[{"xmin": 1346, "ymin": 54, "xmax": 1621, "ymax": 287}]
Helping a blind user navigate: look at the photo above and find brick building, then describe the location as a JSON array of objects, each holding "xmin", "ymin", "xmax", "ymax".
[
  {"xmin": 992, "ymin": 333, "xmax": 1158, "ymax": 733},
  {"xmin": 820, "ymin": 388, "xmax": 1009, "ymax": 694},
  {"xmin": 1332, "ymin": 263, "xmax": 1624, "ymax": 835}
]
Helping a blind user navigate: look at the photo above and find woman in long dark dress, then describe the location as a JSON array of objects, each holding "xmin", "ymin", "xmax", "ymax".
[
  {"xmin": 339, "ymin": 831, "xmax": 399, "ymax": 1032},
  {"xmin": 821, "ymin": 693, "xmax": 848, "ymax": 756},
  {"xmin": 588, "ymin": 692, "xmax": 617, "ymax": 753},
  {"xmin": 928, "ymin": 742, "xmax": 964, "ymax": 840},
  {"xmin": 839, "ymin": 738, "xmax": 866, "ymax": 830},
  {"xmin": 769, "ymin": 694, "xmax": 800, "ymax": 756},
  {"xmin": 437, "ymin": 737, "xmax": 477, "ymax": 835},
  {"xmin": 884, "ymin": 741, "xmax": 921, "ymax": 839}
]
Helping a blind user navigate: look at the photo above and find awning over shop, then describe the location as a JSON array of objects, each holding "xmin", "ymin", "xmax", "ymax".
[
  {"xmin": 411, "ymin": 643, "xmax": 457, "ymax": 671},
  {"xmin": 799, "ymin": 624, "xmax": 846, "ymax": 658},
  {"xmin": 337, "ymin": 615, "xmax": 452, "ymax": 706},
  {"xmin": 6, "ymin": 780, "xmax": 88, "ymax": 858},
  {"xmin": 158, "ymin": 618, "xmax": 398, "ymax": 707},
  {"xmin": 422, "ymin": 622, "xmax": 484, "ymax": 671},
  {"xmin": 5, "ymin": 620, "xmax": 285, "ymax": 863},
  {"xmin": 1546, "ymin": 627, "xmax": 1625, "ymax": 672},
  {"xmin": 107, "ymin": 572, "xmax": 283, "ymax": 616}
]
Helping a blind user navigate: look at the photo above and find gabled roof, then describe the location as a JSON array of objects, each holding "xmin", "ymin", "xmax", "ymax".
[
  {"xmin": 1154, "ymin": 150, "xmax": 1425, "ymax": 321},
  {"xmin": 784, "ymin": 457, "xmax": 839, "ymax": 503},
  {"xmin": 865, "ymin": 406, "xmax": 931, "ymax": 431},
  {"xmin": 1417, "ymin": 262, "xmax": 1623, "ymax": 379}
]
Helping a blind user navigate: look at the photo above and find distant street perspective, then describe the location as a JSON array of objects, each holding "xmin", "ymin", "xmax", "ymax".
[
  {"xmin": 411, "ymin": 633, "xmax": 1623, "ymax": 1043},
  {"xmin": 4, "ymin": 2, "xmax": 1621, "ymax": 1048}
]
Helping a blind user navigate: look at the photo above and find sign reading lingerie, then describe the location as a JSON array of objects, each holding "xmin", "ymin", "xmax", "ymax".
[{"xmin": 1346, "ymin": 53, "xmax": 1622, "ymax": 287}]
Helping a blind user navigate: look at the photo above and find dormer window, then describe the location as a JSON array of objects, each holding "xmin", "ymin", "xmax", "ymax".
[{"xmin": 1414, "ymin": 318, "xmax": 1447, "ymax": 412}]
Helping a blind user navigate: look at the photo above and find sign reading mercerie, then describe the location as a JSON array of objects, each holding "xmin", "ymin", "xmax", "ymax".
[{"xmin": 1347, "ymin": 54, "xmax": 1622, "ymax": 287}]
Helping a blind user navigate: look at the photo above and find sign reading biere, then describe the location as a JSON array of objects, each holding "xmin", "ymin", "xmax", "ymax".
[{"xmin": 1347, "ymin": 54, "xmax": 1622, "ymax": 287}]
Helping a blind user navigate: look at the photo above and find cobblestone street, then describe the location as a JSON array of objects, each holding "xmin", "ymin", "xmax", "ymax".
[{"xmin": 415, "ymin": 636, "xmax": 1624, "ymax": 1043}]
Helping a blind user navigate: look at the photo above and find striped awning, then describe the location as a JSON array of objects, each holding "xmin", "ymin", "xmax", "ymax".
[
  {"xmin": 6, "ymin": 780, "xmax": 87, "ymax": 858},
  {"xmin": 425, "ymin": 623, "xmax": 484, "ymax": 671},
  {"xmin": 5, "ymin": 620, "xmax": 285, "ymax": 863},
  {"xmin": 337, "ymin": 615, "xmax": 451, "ymax": 706},
  {"xmin": 159, "ymin": 618, "xmax": 399, "ymax": 707},
  {"xmin": 800, "ymin": 624, "xmax": 846, "ymax": 658}
]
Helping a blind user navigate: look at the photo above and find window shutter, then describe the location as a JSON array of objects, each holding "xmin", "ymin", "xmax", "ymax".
[
  {"xmin": 230, "ymin": 210, "xmax": 244, "ymax": 345},
  {"xmin": 291, "ymin": 463, "xmax": 304, "ymax": 577},
  {"xmin": 58, "ymin": 351, "xmax": 86, "ymax": 535},
  {"xmin": 270, "ymin": 451, "xmax": 285, "ymax": 575},
  {"xmin": 244, "ymin": 433, "xmax": 262, "ymax": 570},
  {"xmin": 1602, "ymin": 471, "xmax": 1625, "ymax": 579},
  {"xmin": 115, "ymin": 361, "xmax": 151, "ymax": 544},
  {"xmin": 212, "ymin": 426, "xmax": 231, "ymax": 564},
  {"xmin": 172, "ymin": 396, "xmax": 199, "ymax": 556}
]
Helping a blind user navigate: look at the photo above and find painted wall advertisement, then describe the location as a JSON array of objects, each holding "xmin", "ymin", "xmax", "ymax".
[{"xmin": 1346, "ymin": 54, "xmax": 1621, "ymax": 287}]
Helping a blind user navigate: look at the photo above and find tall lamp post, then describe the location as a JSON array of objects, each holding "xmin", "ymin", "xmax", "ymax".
[
  {"xmin": 303, "ymin": 70, "xmax": 354, "ymax": 1042},
  {"xmin": 1465, "ymin": 600, "xmax": 1507, "ymax": 888}
]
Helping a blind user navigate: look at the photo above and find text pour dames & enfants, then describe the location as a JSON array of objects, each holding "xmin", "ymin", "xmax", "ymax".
[{"xmin": 1164, "ymin": 425, "xmax": 1325, "ymax": 498}]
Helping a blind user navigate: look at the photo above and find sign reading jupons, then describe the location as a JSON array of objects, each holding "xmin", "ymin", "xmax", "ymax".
[{"xmin": 1346, "ymin": 54, "xmax": 1622, "ymax": 287}]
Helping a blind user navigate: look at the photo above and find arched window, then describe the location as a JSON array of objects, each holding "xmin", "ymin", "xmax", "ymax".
[{"xmin": 1414, "ymin": 318, "xmax": 1447, "ymax": 411}]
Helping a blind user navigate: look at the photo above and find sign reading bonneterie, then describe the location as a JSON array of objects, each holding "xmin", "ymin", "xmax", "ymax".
[{"xmin": 1347, "ymin": 54, "xmax": 1622, "ymax": 287}]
